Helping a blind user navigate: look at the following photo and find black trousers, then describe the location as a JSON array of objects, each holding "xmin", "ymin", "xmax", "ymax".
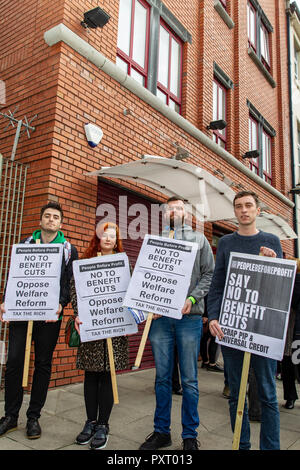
[
  {"xmin": 4, "ymin": 320, "xmax": 61, "ymax": 420},
  {"xmin": 84, "ymin": 371, "xmax": 114, "ymax": 425},
  {"xmin": 282, "ymin": 355, "xmax": 298, "ymax": 401}
]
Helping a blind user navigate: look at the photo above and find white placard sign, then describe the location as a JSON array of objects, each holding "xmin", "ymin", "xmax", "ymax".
[
  {"xmin": 216, "ymin": 252, "xmax": 297, "ymax": 360},
  {"xmin": 123, "ymin": 235, "xmax": 198, "ymax": 319},
  {"xmin": 73, "ymin": 253, "xmax": 138, "ymax": 342},
  {"xmin": 4, "ymin": 244, "xmax": 63, "ymax": 321}
]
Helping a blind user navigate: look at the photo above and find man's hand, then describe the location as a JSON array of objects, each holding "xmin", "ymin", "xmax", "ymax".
[
  {"xmin": 0, "ymin": 303, "xmax": 7, "ymax": 323},
  {"xmin": 181, "ymin": 298, "xmax": 192, "ymax": 315},
  {"xmin": 259, "ymin": 246, "xmax": 277, "ymax": 258},
  {"xmin": 209, "ymin": 319, "xmax": 224, "ymax": 340},
  {"xmin": 152, "ymin": 314, "xmax": 162, "ymax": 320},
  {"xmin": 46, "ymin": 304, "xmax": 62, "ymax": 323}
]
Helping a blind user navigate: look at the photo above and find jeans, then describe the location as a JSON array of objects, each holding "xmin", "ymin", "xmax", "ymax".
[
  {"xmin": 222, "ymin": 346, "xmax": 280, "ymax": 450},
  {"xmin": 149, "ymin": 314, "xmax": 202, "ymax": 439},
  {"xmin": 5, "ymin": 320, "xmax": 61, "ymax": 420}
]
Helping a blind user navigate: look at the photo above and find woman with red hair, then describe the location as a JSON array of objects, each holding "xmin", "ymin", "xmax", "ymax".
[{"xmin": 71, "ymin": 222, "xmax": 128, "ymax": 450}]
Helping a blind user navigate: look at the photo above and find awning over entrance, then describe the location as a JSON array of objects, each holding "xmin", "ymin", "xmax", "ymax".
[
  {"xmin": 86, "ymin": 155, "xmax": 297, "ymax": 240},
  {"xmin": 87, "ymin": 155, "xmax": 236, "ymax": 222},
  {"xmin": 228, "ymin": 212, "xmax": 298, "ymax": 240}
]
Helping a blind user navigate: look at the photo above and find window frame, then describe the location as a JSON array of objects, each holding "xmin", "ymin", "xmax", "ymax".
[
  {"xmin": 247, "ymin": 1, "xmax": 257, "ymax": 51},
  {"xmin": 116, "ymin": 0, "xmax": 151, "ymax": 88},
  {"xmin": 249, "ymin": 116, "xmax": 259, "ymax": 176},
  {"xmin": 116, "ymin": 0, "xmax": 191, "ymax": 115},
  {"xmin": 156, "ymin": 19, "xmax": 183, "ymax": 113},
  {"xmin": 248, "ymin": 114, "xmax": 273, "ymax": 185},
  {"xmin": 212, "ymin": 78, "xmax": 227, "ymax": 149},
  {"xmin": 247, "ymin": 0, "xmax": 272, "ymax": 72}
]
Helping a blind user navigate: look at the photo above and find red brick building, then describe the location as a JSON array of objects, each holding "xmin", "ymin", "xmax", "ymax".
[{"xmin": 0, "ymin": 0, "xmax": 296, "ymax": 389}]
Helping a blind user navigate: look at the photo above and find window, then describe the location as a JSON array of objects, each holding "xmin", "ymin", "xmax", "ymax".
[
  {"xmin": 260, "ymin": 23, "xmax": 270, "ymax": 68},
  {"xmin": 220, "ymin": 0, "xmax": 227, "ymax": 9},
  {"xmin": 249, "ymin": 116, "xmax": 259, "ymax": 176},
  {"xmin": 117, "ymin": 0, "xmax": 150, "ymax": 87},
  {"xmin": 213, "ymin": 79, "xmax": 227, "ymax": 149},
  {"xmin": 294, "ymin": 40, "xmax": 300, "ymax": 81},
  {"xmin": 156, "ymin": 21, "xmax": 183, "ymax": 113},
  {"xmin": 248, "ymin": 113, "xmax": 273, "ymax": 184},
  {"xmin": 117, "ymin": 0, "xmax": 190, "ymax": 114},
  {"xmin": 247, "ymin": 1, "xmax": 256, "ymax": 50},
  {"xmin": 247, "ymin": 0, "xmax": 272, "ymax": 71}
]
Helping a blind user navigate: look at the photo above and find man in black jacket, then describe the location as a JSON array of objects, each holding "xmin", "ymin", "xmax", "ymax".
[{"xmin": 0, "ymin": 202, "xmax": 78, "ymax": 439}]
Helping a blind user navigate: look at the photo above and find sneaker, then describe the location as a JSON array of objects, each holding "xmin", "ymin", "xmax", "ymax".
[
  {"xmin": 26, "ymin": 418, "xmax": 41, "ymax": 439},
  {"xmin": 222, "ymin": 385, "xmax": 230, "ymax": 399},
  {"xmin": 90, "ymin": 424, "xmax": 109, "ymax": 450},
  {"xmin": 139, "ymin": 431, "xmax": 172, "ymax": 450},
  {"xmin": 183, "ymin": 438, "xmax": 200, "ymax": 450},
  {"xmin": 207, "ymin": 364, "xmax": 224, "ymax": 372},
  {"xmin": 75, "ymin": 420, "xmax": 97, "ymax": 445},
  {"xmin": 0, "ymin": 416, "xmax": 18, "ymax": 437}
]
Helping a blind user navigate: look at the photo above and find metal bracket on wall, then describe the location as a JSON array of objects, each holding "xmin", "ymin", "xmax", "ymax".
[{"xmin": 0, "ymin": 106, "xmax": 37, "ymax": 161}]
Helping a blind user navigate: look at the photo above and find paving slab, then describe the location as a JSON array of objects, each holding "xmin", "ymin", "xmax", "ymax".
[{"xmin": 0, "ymin": 367, "xmax": 299, "ymax": 451}]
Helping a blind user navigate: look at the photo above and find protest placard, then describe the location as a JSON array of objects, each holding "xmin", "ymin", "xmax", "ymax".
[
  {"xmin": 216, "ymin": 252, "xmax": 297, "ymax": 361},
  {"xmin": 4, "ymin": 244, "xmax": 63, "ymax": 321},
  {"xmin": 73, "ymin": 252, "xmax": 137, "ymax": 343},
  {"xmin": 123, "ymin": 234, "xmax": 198, "ymax": 320}
]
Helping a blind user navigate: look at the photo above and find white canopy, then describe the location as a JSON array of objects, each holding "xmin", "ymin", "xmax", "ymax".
[
  {"xmin": 86, "ymin": 155, "xmax": 236, "ymax": 222},
  {"xmin": 86, "ymin": 155, "xmax": 297, "ymax": 240},
  {"xmin": 229, "ymin": 211, "xmax": 297, "ymax": 240}
]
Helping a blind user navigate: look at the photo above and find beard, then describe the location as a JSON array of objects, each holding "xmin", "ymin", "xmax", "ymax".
[{"xmin": 169, "ymin": 215, "xmax": 184, "ymax": 229}]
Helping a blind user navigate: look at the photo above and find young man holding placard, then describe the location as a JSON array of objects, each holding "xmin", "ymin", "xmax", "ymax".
[
  {"xmin": 0, "ymin": 202, "xmax": 78, "ymax": 439},
  {"xmin": 207, "ymin": 190, "xmax": 282, "ymax": 450},
  {"xmin": 139, "ymin": 197, "xmax": 214, "ymax": 451}
]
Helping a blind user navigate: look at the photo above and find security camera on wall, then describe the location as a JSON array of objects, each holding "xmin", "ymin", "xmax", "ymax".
[{"xmin": 84, "ymin": 123, "xmax": 103, "ymax": 148}]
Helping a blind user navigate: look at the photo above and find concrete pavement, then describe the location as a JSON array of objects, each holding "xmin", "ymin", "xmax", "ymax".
[{"xmin": 0, "ymin": 365, "xmax": 300, "ymax": 451}]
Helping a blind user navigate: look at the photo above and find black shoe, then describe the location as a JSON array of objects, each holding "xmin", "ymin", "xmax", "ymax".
[
  {"xmin": 207, "ymin": 364, "xmax": 224, "ymax": 372},
  {"xmin": 201, "ymin": 362, "xmax": 209, "ymax": 369},
  {"xmin": 183, "ymin": 438, "xmax": 200, "ymax": 450},
  {"xmin": 249, "ymin": 416, "xmax": 261, "ymax": 422},
  {"xmin": 0, "ymin": 416, "xmax": 18, "ymax": 437},
  {"xmin": 284, "ymin": 400, "xmax": 295, "ymax": 409},
  {"xmin": 222, "ymin": 385, "xmax": 230, "ymax": 398},
  {"xmin": 139, "ymin": 431, "xmax": 172, "ymax": 450},
  {"xmin": 75, "ymin": 420, "xmax": 97, "ymax": 445},
  {"xmin": 172, "ymin": 388, "xmax": 183, "ymax": 395},
  {"xmin": 26, "ymin": 418, "xmax": 41, "ymax": 439},
  {"xmin": 90, "ymin": 424, "xmax": 109, "ymax": 450}
]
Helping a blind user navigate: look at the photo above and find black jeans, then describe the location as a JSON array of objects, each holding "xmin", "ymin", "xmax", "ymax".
[{"xmin": 4, "ymin": 320, "xmax": 61, "ymax": 420}]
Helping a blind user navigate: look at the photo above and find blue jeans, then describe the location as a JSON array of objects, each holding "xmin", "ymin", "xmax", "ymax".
[
  {"xmin": 149, "ymin": 315, "xmax": 202, "ymax": 439},
  {"xmin": 222, "ymin": 346, "xmax": 280, "ymax": 450}
]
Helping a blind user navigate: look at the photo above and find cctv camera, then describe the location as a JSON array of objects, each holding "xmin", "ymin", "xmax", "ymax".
[{"xmin": 84, "ymin": 123, "xmax": 103, "ymax": 148}]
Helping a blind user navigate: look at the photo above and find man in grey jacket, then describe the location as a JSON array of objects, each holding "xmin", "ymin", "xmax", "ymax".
[{"xmin": 139, "ymin": 197, "xmax": 214, "ymax": 451}]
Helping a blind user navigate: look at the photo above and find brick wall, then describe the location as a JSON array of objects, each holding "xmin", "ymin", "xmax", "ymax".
[{"xmin": 0, "ymin": 0, "xmax": 295, "ymax": 388}]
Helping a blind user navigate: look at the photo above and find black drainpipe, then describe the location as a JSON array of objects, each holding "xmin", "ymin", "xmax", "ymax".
[{"xmin": 287, "ymin": 2, "xmax": 299, "ymax": 257}]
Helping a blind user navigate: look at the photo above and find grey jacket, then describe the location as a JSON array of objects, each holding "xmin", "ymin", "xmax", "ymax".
[{"xmin": 161, "ymin": 225, "xmax": 214, "ymax": 315}]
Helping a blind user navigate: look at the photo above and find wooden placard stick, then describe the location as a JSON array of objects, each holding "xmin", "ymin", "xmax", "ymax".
[
  {"xmin": 133, "ymin": 230, "xmax": 175, "ymax": 370},
  {"xmin": 232, "ymin": 351, "xmax": 251, "ymax": 450},
  {"xmin": 22, "ymin": 239, "xmax": 41, "ymax": 387},
  {"xmin": 97, "ymin": 252, "xmax": 119, "ymax": 404},
  {"xmin": 232, "ymin": 251, "xmax": 265, "ymax": 450}
]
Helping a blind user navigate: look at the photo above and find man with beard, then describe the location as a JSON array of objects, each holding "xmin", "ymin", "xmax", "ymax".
[
  {"xmin": 139, "ymin": 197, "xmax": 214, "ymax": 451},
  {"xmin": 0, "ymin": 202, "xmax": 78, "ymax": 439}
]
